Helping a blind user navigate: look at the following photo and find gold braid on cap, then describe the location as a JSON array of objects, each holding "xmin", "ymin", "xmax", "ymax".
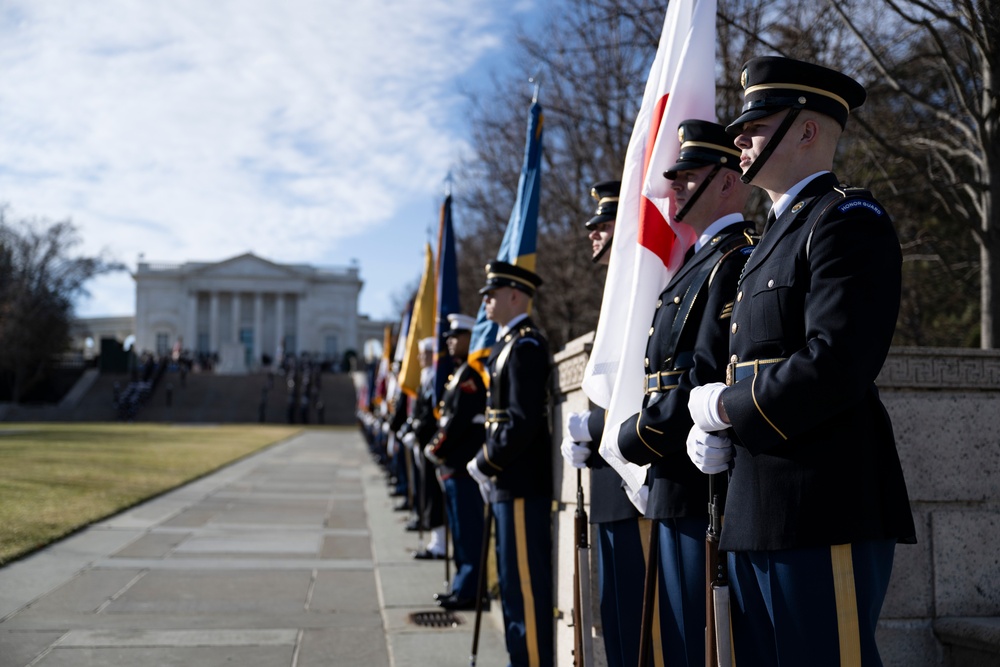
[{"xmin": 744, "ymin": 82, "xmax": 851, "ymax": 112}]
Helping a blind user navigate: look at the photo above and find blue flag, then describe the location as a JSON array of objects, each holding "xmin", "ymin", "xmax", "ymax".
[
  {"xmin": 468, "ymin": 101, "xmax": 544, "ymax": 381},
  {"xmin": 434, "ymin": 194, "xmax": 460, "ymax": 406}
]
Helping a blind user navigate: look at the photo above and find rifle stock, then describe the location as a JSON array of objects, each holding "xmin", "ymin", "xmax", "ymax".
[
  {"xmin": 706, "ymin": 473, "xmax": 731, "ymax": 667},
  {"xmin": 573, "ymin": 469, "xmax": 594, "ymax": 666},
  {"xmin": 470, "ymin": 501, "xmax": 494, "ymax": 666}
]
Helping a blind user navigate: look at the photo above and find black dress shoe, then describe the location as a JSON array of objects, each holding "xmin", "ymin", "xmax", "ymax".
[
  {"xmin": 438, "ymin": 596, "xmax": 483, "ymax": 611},
  {"xmin": 389, "ymin": 489, "xmax": 406, "ymax": 497},
  {"xmin": 393, "ymin": 501, "xmax": 411, "ymax": 512},
  {"xmin": 412, "ymin": 549, "xmax": 446, "ymax": 560},
  {"xmin": 404, "ymin": 520, "xmax": 425, "ymax": 532},
  {"xmin": 433, "ymin": 591, "xmax": 453, "ymax": 602}
]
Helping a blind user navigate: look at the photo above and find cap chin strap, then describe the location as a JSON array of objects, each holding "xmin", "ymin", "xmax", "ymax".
[
  {"xmin": 591, "ymin": 237, "xmax": 613, "ymax": 264},
  {"xmin": 673, "ymin": 164, "xmax": 723, "ymax": 222},
  {"xmin": 740, "ymin": 104, "xmax": 804, "ymax": 184}
]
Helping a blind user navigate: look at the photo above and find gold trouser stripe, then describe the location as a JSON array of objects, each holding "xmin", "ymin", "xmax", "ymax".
[
  {"xmin": 514, "ymin": 498, "xmax": 540, "ymax": 667},
  {"xmin": 729, "ymin": 603, "xmax": 736, "ymax": 667},
  {"xmin": 831, "ymin": 544, "xmax": 862, "ymax": 667},
  {"xmin": 637, "ymin": 519, "xmax": 665, "ymax": 667},
  {"xmin": 750, "ymin": 374, "xmax": 788, "ymax": 440}
]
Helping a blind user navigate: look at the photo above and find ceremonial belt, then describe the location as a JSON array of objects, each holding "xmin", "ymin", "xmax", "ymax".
[
  {"xmin": 643, "ymin": 350, "xmax": 695, "ymax": 394},
  {"xmin": 484, "ymin": 408, "xmax": 510, "ymax": 424},
  {"xmin": 725, "ymin": 357, "xmax": 786, "ymax": 387}
]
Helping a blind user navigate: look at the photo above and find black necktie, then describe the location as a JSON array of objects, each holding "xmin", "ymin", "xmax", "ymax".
[
  {"xmin": 684, "ymin": 245, "xmax": 696, "ymax": 264},
  {"xmin": 764, "ymin": 209, "xmax": 777, "ymax": 233}
]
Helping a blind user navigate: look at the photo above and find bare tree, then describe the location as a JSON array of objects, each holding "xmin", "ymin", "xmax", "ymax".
[
  {"xmin": 828, "ymin": 0, "xmax": 999, "ymax": 347},
  {"xmin": 0, "ymin": 210, "xmax": 125, "ymax": 402},
  {"xmin": 454, "ymin": 0, "xmax": 665, "ymax": 350}
]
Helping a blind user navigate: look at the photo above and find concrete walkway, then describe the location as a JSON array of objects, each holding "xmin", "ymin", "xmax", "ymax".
[{"xmin": 0, "ymin": 428, "xmax": 507, "ymax": 666}]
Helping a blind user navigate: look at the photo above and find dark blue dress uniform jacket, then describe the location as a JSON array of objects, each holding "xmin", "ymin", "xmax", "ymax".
[
  {"xmin": 475, "ymin": 318, "xmax": 553, "ymax": 502},
  {"xmin": 427, "ymin": 359, "xmax": 487, "ymax": 480},
  {"xmin": 617, "ymin": 223, "xmax": 752, "ymax": 520},
  {"xmin": 721, "ymin": 173, "xmax": 916, "ymax": 552}
]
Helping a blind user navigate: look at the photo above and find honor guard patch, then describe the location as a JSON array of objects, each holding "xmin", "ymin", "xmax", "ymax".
[
  {"xmin": 838, "ymin": 199, "xmax": 885, "ymax": 216},
  {"xmin": 741, "ymin": 246, "xmax": 754, "ymax": 256}
]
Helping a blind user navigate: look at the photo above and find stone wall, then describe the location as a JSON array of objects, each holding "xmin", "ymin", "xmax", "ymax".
[{"xmin": 551, "ymin": 340, "xmax": 1000, "ymax": 667}]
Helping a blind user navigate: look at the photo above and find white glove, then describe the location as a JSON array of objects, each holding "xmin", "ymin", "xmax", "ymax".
[
  {"xmin": 423, "ymin": 443, "xmax": 442, "ymax": 465},
  {"xmin": 567, "ymin": 410, "xmax": 592, "ymax": 442},
  {"xmin": 386, "ymin": 434, "xmax": 397, "ymax": 457},
  {"xmin": 381, "ymin": 421, "xmax": 390, "ymax": 434},
  {"xmin": 686, "ymin": 425, "xmax": 733, "ymax": 474},
  {"xmin": 688, "ymin": 383, "xmax": 729, "ymax": 432},
  {"xmin": 439, "ymin": 415, "xmax": 450, "ymax": 429},
  {"xmin": 402, "ymin": 432, "xmax": 418, "ymax": 452},
  {"xmin": 466, "ymin": 458, "xmax": 494, "ymax": 504},
  {"xmin": 560, "ymin": 436, "xmax": 590, "ymax": 469}
]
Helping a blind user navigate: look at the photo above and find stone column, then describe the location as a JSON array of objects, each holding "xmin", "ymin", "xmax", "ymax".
[
  {"xmin": 209, "ymin": 292, "xmax": 219, "ymax": 353},
  {"xmin": 254, "ymin": 292, "xmax": 264, "ymax": 367},
  {"xmin": 232, "ymin": 292, "xmax": 241, "ymax": 344},
  {"xmin": 295, "ymin": 293, "xmax": 306, "ymax": 356},
  {"xmin": 276, "ymin": 293, "xmax": 285, "ymax": 359},
  {"xmin": 187, "ymin": 291, "xmax": 198, "ymax": 354}
]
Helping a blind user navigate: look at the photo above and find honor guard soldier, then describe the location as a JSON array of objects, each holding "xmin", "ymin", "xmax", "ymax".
[
  {"xmin": 402, "ymin": 338, "xmax": 446, "ymax": 558},
  {"xmin": 561, "ymin": 180, "xmax": 650, "ymax": 667},
  {"xmin": 686, "ymin": 57, "xmax": 916, "ymax": 666},
  {"xmin": 615, "ymin": 120, "xmax": 753, "ymax": 667},
  {"xmin": 467, "ymin": 261, "xmax": 554, "ymax": 667},
  {"xmin": 424, "ymin": 313, "xmax": 487, "ymax": 610}
]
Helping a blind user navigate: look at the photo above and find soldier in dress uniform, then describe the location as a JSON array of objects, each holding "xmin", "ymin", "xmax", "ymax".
[
  {"xmin": 424, "ymin": 313, "xmax": 487, "ymax": 610},
  {"xmin": 561, "ymin": 180, "xmax": 651, "ymax": 667},
  {"xmin": 402, "ymin": 338, "xmax": 447, "ymax": 558},
  {"xmin": 686, "ymin": 56, "xmax": 916, "ymax": 665},
  {"xmin": 614, "ymin": 119, "xmax": 753, "ymax": 667},
  {"xmin": 466, "ymin": 261, "xmax": 554, "ymax": 667}
]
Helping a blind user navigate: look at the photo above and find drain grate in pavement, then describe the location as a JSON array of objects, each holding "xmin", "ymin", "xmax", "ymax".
[{"xmin": 408, "ymin": 610, "xmax": 464, "ymax": 628}]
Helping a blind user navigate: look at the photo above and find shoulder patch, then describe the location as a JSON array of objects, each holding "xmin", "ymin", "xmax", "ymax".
[
  {"xmin": 837, "ymin": 198, "xmax": 885, "ymax": 216},
  {"xmin": 740, "ymin": 246, "xmax": 754, "ymax": 256}
]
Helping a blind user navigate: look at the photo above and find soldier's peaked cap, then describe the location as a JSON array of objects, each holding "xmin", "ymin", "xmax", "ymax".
[
  {"xmin": 585, "ymin": 180, "xmax": 621, "ymax": 229},
  {"xmin": 725, "ymin": 56, "xmax": 867, "ymax": 135},
  {"xmin": 663, "ymin": 120, "xmax": 742, "ymax": 180},
  {"xmin": 478, "ymin": 261, "xmax": 543, "ymax": 296},
  {"xmin": 445, "ymin": 313, "xmax": 476, "ymax": 336}
]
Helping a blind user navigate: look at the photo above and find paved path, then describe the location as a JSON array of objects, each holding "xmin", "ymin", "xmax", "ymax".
[{"xmin": 0, "ymin": 428, "xmax": 507, "ymax": 666}]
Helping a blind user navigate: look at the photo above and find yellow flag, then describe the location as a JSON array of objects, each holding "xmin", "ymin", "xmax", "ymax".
[{"xmin": 399, "ymin": 243, "xmax": 436, "ymax": 397}]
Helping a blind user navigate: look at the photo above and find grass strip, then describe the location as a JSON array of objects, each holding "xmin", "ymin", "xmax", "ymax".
[{"xmin": 0, "ymin": 423, "xmax": 302, "ymax": 564}]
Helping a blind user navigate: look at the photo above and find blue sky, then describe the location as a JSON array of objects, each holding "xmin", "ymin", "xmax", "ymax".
[{"xmin": 0, "ymin": 0, "xmax": 540, "ymax": 322}]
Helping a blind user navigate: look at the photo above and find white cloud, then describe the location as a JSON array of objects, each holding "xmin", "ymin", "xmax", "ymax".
[{"xmin": 0, "ymin": 0, "xmax": 533, "ymax": 319}]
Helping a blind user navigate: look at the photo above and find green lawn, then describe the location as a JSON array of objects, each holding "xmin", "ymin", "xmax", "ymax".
[{"xmin": 0, "ymin": 423, "xmax": 304, "ymax": 564}]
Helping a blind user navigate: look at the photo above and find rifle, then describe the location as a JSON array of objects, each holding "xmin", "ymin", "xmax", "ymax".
[
  {"xmin": 706, "ymin": 473, "xmax": 731, "ymax": 667},
  {"xmin": 637, "ymin": 520, "xmax": 659, "ymax": 667},
  {"xmin": 573, "ymin": 469, "xmax": 595, "ymax": 666},
  {"xmin": 470, "ymin": 501, "xmax": 493, "ymax": 666}
]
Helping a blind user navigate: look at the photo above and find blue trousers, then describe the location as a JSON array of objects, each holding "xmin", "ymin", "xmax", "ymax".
[
  {"xmin": 596, "ymin": 517, "xmax": 649, "ymax": 667},
  {"xmin": 728, "ymin": 539, "xmax": 896, "ymax": 666},
  {"xmin": 656, "ymin": 517, "xmax": 707, "ymax": 667},
  {"xmin": 443, "ymin": 475, "xmax": 484, "ymax": 600},
  {"xmin": 493, "ymin": 497, "xmax": 553, "ymax": 667}
]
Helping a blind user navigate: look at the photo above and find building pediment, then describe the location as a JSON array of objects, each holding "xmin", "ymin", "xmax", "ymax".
[{"xmin": 192, "ymin": 253, "xmax": 301, "ymax": 280}]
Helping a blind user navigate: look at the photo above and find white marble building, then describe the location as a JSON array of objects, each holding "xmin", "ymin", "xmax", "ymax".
[{"xmin": 132, "ymin": 253, "xmax": 380, "ymax": 370}]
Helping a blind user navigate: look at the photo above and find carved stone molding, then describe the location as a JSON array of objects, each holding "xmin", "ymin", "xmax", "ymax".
[{"xmin": 878, "ymin": 347, "xmax": 1000, "ymax": 390}]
